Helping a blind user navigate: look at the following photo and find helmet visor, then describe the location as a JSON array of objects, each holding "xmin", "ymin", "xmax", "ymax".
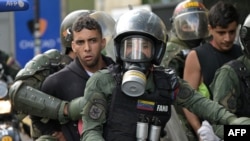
[
  {"xmin": 174, "ymin": 11, "xmax": 209, "ymax": 40},
  {"xmin": 120, "ymin": 36, "xmax": 154, "ymax": 62}
]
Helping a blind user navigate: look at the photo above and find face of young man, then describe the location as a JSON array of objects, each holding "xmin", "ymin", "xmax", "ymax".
[
  {"xmin": 71, "ymin": 28, "xmax": 106, "ymax": 72},
  {"xmin": 209, "ymin": 21, "xmax": 238, "ymax": 51}
]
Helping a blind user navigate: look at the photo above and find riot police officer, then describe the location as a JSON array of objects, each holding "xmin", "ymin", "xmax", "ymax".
[
  {"xmin": 78, "ymin": 9, "xmax": 250, "ymax": 141},
  {"xmin": 162, "ymin": 1, "xmax": 210, "ymax": 140},
  {"xmin": 161, "ymin": 0, "xmax": 209, "ymax": 77}
]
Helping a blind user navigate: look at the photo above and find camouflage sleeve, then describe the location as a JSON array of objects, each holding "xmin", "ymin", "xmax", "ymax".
[
  {"xmin": 14, "ymin": 49, "xmax": 70, "ymax": 88},
  {"xmin": 9, "ymin": 49, "xmax": 66, "ymax": 117},
  {"xmin": 210, "ymin": 65, "xmax": 240, "ymax": 113},
  {"xmin": 80, "ymin": 70, "xmax": 115, "ymax": 141},
  {"xmin": 8, "ymin": 49, "xmax": 67, "ymax": 138},
  {"xmin": 175, "ymin": 79, "xmax": 237, "ymax": 125},
  {"xmin": 161, "ymin": 42, "xmax": 181, "ymax": 68}
]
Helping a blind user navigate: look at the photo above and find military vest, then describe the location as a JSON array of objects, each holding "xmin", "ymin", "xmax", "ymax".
[
  {"xmin": 227, "ymin": 60, "xmax": 250, "ymax": 116},
  {"xmin": 104, "ymin": 65, "xmax": 178, "ymax": 141}
]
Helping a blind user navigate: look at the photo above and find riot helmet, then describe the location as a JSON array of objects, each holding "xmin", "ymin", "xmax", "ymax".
[
  {"xmin": 171, "ymin": 0, "xmax": 209, "ymax": 42},
  {"xmin": 239, "ymin": 14, "xmax": 250, "ymax": 58},
  {"xmin": 114, "ymin": 9, "xmax": 168, "ymax": 66},
  {"xmin": 113, "ymin": 9, "xmax": 168, "ymax": 97}
]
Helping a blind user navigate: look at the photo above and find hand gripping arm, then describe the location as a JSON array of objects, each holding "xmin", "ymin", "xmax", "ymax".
[
  {"xmin": 175, "ymin": 79, "xmax": 249, "ymax": 125},
  {"xmin": 65, "ymin": 96, "xmax": 86, "ymax": 121}
]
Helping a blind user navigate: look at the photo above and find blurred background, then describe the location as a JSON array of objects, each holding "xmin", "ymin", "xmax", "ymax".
[{"xmin": 0, "ymin": 0, "xmax": 249, "ymax": 68}]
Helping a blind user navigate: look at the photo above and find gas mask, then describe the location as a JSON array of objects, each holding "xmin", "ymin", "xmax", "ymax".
[{"xmin": 120, "ymin": 36, "xmax": 154, "ymax": 97}]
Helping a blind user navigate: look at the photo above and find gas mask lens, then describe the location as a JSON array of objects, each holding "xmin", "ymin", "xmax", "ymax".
[
  {"xmin": 120, "ymin": 37, "xmax": 154, "ymax": 62},
  {"xmin": 120, "ymin": 36, "xmax": 154, "ymax": 97}
]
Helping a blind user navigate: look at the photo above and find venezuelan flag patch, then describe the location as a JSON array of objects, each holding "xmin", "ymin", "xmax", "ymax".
[{"xmin": 137, "ymin": 100, "xmax": 155, "ymax": 111}]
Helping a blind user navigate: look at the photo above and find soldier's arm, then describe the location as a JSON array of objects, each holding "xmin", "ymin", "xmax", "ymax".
[
  {"xmin": 175, "ymin": 79, "xmax": 249, "ymax": 125},
  {"xmin": 80, "ymin": 70, "xmax": 115, "ymax": 141},
  {"xmin": 209, "ymin": 65, "xmax": 240, "ymax": 138},
  {"xmin": 210, "ymin": 66, "xmax": 240, "ymax": 113},
  {"xmin": 15, "ymin": 49, "xmax": 64, "ymax": 87},
  {"xmin": 9, "ymin": 49, "xmax": 73, "ymax": 122}
]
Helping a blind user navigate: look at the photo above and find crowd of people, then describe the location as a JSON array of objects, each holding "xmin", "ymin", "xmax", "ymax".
[{"xmin": 2, "ymin": 0, "xmax": 250, "ymax": 141}]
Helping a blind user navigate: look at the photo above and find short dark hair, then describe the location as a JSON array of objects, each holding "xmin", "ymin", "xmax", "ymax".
[
  {"xmin": 72, "ymin": 16, "xmax": 103, "ymax": 38},
  {"xmin": 208, "ymin": 1, "xmax": 239, "ymax": 28}
]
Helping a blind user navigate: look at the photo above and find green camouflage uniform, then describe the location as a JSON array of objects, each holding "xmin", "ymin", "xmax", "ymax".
[
  {"xmin": 161, "ymin": 36, "xmax": 189, "ymax": 77},
  {"xmin": 79, "ymin": 68, "xmax": 246, "ymax": 141},
  {"xmin": 210, "ymin": 55, "xmax": 250, "ymax": 138},
  {"xmin": 10, "ymin": 49, "xmax": 72, "ymax": 139}
]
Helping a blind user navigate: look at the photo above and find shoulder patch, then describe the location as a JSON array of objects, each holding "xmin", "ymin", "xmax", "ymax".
[{"xmin": 88, "ymin": 105, "xmax": 103, "ymax": 120}]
